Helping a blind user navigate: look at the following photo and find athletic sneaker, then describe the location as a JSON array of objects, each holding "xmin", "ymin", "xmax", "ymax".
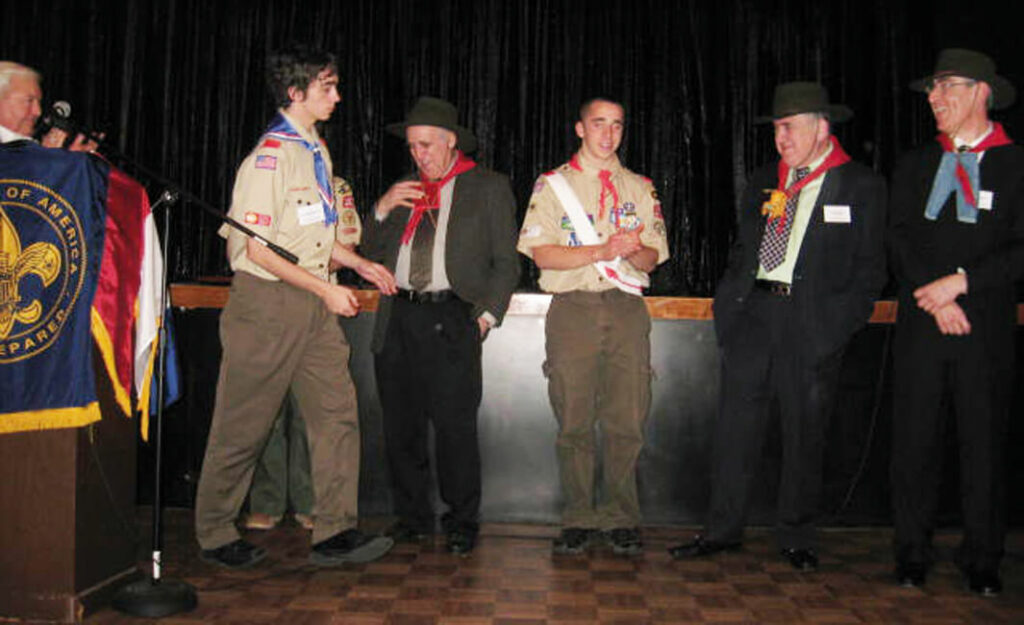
[{"xmin": 310, "ymin": 529, "xmax": 394, "ymax": 566}]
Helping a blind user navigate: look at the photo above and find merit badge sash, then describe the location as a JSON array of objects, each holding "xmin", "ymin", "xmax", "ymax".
[{"xmin": 544, "ymin": 171, "xmax": 648, "ymax": 296}]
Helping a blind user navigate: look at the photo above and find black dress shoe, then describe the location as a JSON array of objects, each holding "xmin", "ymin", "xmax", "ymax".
[
  {"xmin": 667, "ymin": 535, "xmax": 741, "ymax": 559},
  {"xmin": 895, "ymin": 561, "xmax": 928, "ymax": 587},
  {"xmin": 780, "ymin": 547, "xmax": 818, "ymax": 572},
  {"xmin": 446, "ymin": 528, "xmax": 477, "ymax": 555},
  {"xmin": 966, "ymin": 569, "xmax": 1002, "ymax": 596}
]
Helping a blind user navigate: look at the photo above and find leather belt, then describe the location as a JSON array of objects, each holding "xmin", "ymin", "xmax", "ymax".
[
  {"xmin": 395, "ymin": 288, "xmax": 459, "ymax": 304},
  {"xmin": 754, "ymin": 279, "xmax": 792, "ymax": 297}
]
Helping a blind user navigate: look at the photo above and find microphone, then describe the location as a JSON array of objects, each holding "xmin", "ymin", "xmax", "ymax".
[
  {"xmin": 36, "ymin": 100, "xmax": 104, "ymax": 144},
  {"xmin": 38, "ymin": 100, "xmax": 74, "ymax": 132}
]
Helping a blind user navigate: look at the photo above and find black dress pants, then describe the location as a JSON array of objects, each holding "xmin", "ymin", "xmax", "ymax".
[
  {"xmin": 375, "ymin": 296, "xmax": 483, "ymax": 532},
  {"xmin": 706, "ymin": 290, "xmax": 844, "ymax": 549},
  {"xmin": 891, "ymin": 308, "xmax": 1010, "ymax": 572}
]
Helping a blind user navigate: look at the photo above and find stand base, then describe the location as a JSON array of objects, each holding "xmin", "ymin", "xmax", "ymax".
[{"xmin": 111, "ymin": 578, "xmax": 197, "ymax": 618}]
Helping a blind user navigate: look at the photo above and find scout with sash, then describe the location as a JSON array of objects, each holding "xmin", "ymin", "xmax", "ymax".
[{"xmin": 517, "ymin": 97, "xmax": 669, "ymax": 556}]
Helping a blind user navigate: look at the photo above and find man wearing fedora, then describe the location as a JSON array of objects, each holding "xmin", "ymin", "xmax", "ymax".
[
  {"xmin": 517, "ymin": 97, "xmax": 669, "ymax": 556},
  {"xmin": 362, "ymin": 96, "xmax": 519, "ymax": 555},
  {"xmin": 668, "ymin": 82, "xmax": 886, "ymax": 570},
  {"xmin": 889, "ymin": 49, "xmax": 1024, "ymax": 596}
]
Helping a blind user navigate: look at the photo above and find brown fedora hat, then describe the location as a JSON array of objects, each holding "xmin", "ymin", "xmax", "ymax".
[
  {"xmin": 910, "ymin": 48, "xmax": 1015, "ymax": 110},
  {"xmin": 755, "ymin": 82, "xmax": 853, "ymax": 123},
  {"xmin": 386, "ymin": 96, "xmax": 477, "ymax": 152}
]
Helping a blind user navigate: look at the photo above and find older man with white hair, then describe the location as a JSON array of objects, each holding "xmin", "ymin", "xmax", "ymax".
[
  {"xmin": 363, "ymin": 96, "xmax": 520, "ymax": 556},
  {"xmin": 0, "ymin": 61, "xmax": 96, "ymax": 150}
]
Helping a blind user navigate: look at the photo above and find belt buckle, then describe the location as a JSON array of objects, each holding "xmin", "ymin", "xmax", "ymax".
[{"xmin": 774, "ymin": 282, "xmax": 791, "ymax": 296}]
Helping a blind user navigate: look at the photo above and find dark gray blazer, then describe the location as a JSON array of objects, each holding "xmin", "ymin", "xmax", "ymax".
[{"xmin": 362, "ymin": 166, "xmax": 521, "ymax": 353}]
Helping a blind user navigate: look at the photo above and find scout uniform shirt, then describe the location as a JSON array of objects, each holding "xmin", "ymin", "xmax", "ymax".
[
  {"xmin": 517, "ymin": 151, "xmax": 669, "ymax": 293},
  {"xmin": 219, "ymin": 109, "xmax": 343, "ymax": 283}
]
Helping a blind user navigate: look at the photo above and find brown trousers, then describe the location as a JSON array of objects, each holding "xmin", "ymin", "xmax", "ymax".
[
  {"xmin": 195, "ymin": 272, "xmax": 360, "ymax": 549},
  {"xmin": 544, "ymin": 289, "xmax": 652, "ymax": 529}
]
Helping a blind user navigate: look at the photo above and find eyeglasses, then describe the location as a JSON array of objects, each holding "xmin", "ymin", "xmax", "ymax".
[{"xmin": 924, "ymin": 78, "xmax": 977, "ymax": 94}]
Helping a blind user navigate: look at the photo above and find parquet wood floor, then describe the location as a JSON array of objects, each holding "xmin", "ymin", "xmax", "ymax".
[{"xmin": 81, "ymin": 511, "xmax": 1021, "ymax": 624}]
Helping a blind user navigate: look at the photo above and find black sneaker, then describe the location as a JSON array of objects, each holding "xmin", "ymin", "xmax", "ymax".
[
  {"xmin": 310, "ymin": 529, "xmax": 394, "ymax": 566},
  {"xmin": 200, "ymin": 539, "xmax": 267, "ymax": 569},
  {"xmin": 552, "ymin": 527, "xmax": 597, "ymax": 555},
  {"xmin": 608, "ymin": 527, "xmax": 643, "ymax": 556}
]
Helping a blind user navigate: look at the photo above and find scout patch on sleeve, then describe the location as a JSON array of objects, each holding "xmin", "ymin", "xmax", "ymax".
[
  {"xmin": 244, "ymin": 212, "xmax": 272, "ymax": 226},
  {"xmin": 261, "ymin": 138, "xmax": 281, "ymax": 149},
  {"xmin": 255, "ymin": 155, "xmax": 277, "ymax": 170}
]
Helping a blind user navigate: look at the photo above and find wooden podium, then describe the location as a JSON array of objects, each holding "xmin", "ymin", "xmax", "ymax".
[{"xmin": 0, "ymin": 381, "xmax": 138, "ymax": 622}]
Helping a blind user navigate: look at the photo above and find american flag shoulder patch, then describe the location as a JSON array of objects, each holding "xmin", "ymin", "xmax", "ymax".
[{"xmin": 255, "ymin": 154, "xmax": 277, "ymax": 170}]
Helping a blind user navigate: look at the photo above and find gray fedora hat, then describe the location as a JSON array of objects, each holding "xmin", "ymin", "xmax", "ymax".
[
  {"xmin": 755, "ymin": 82, "xmax": 853, "ymax": 123},
  {"xmin": 386, "ymin": 96, "xmax": 477, "ymax": 153},
  {"xmin": 909, "ymin": 48, "xmax": 1015, "ymax": 110}
]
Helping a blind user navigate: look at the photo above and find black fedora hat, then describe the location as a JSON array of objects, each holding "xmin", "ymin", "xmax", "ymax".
[
  {"xmin": 910, "ymin": 48, "xmax": 1015, "ymax": 110},
  {"xmin": 386, "ymin": 96, "xmax": 477, "ymax": 153},
  {"xmin": 755, "ymin": 82, "xmax": 853, "ymax": 123}
]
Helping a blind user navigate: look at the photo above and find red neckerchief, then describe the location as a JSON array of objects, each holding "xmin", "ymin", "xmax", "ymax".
[
  {"xmin": 765, "ymin": 135, "xmax": 851, "ymax": 234},
  {"xmin": 570, "ymin": 153, "xmax": 619, "ymax": 220},
  {"xmin": 400, "ymin": 151, "xmax": 476, "ymax": 245},
  {"xmin": 936, "ymin": 122, "xmax": 1013, "ymax": 207}
]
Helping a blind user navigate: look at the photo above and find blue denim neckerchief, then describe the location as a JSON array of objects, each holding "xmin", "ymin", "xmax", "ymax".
[{"xmin": 924, "ymin": 150, "xmax": 980, "ymax": 224}]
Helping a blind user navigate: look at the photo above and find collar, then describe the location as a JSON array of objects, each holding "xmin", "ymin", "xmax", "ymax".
[
  {"xmin": 0, "ymin": 125, "xmax": 33, "ymax": 144},
  {"xmin": 276, "ymin": 107, "xmax": 322, "ymax": 146},
  {"xmin": 788, "ymin": 140, "xmax": 833, "ymax": 182},
  {"xmin": 953, "ymin": 123, "xmax": 993, "ymax": 151},
  {"xmin": 571, "ymin": 150, "xmax": 623, "ymax": 176}
]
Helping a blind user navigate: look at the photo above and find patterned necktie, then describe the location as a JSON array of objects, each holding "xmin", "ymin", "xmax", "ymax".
[{"xmin": 758, "ymin": 167, "xmax": 809, "ymax": 271}]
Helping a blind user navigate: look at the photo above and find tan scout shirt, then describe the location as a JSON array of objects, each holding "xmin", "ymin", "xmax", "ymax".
[
  {"xmin": 219, "ymin": 109, "xmax": 342, "ymax": 282},
  {"xmin": 517, "ymin": 151, "xmax": 670, "ymax": 293},
  {"xmin": 334, "ymin": 176, "xmax": 362, "ymax": 247}
]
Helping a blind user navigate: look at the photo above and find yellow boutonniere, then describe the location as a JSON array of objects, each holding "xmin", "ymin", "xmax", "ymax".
[{"xmin": 761, "ymin": 189, "xmax": 787, "ymax": 220}]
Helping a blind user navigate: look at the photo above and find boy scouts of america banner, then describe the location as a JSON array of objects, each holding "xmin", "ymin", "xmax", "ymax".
[{"xmin": 0, "ymin": 140, "xmax": 164, "ymax": 437}]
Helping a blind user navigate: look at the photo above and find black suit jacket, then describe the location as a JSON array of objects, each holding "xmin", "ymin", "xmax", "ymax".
[
  {"xmin": 713, "ymin": 159, "xmax": 887, "ymax": 360},
  {"xmin": 888, "ymin": 142, "xmax": 1024, "ymax": 345},
  {"xmin": 362, "ymin": 166, "xmax": 521, "ymax": 353}
]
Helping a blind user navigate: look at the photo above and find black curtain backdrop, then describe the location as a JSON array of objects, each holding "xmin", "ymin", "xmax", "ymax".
[{"xmin": 2, "ymin": 0, "xmax": 1021, "ymax": 295}]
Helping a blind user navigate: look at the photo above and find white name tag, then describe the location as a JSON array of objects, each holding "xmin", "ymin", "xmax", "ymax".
[
  {"xmin": 978, "ymin": 190, "xmax": 993, "ymax": 210},
  {"xmin": 297, "ymin": 202, "xmax": 325, "ymax": 226},
  {"xmin": 823, "ymin": 204, "xmax": 851, "ymax": 223}
]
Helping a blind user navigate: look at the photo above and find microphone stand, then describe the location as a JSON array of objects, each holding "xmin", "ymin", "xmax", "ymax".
[
  {"xmin": 112, "ymin": 189, "xmax": 197, "ymax": 618},
  {"xmin": 104, "ymin": 145, "xmax": 296, "ymax": 616}
]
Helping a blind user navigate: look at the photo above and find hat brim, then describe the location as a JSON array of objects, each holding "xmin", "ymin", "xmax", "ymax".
[
  {"xmin": 909, "ymin": 74, "xmax": 1017, "ymax": 110},
  {"xmin": 386, "ymin": 121, "xmax": 478, "ymax": 153},
  {"xmin": 754, "ymin": 104, "xmax": 853, "ymax": 124}
]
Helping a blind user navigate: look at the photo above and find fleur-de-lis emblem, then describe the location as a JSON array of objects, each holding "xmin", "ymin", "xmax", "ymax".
[{"xmin": 0, "ymin": 206, "xmax": 61, "ymax": 339}]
